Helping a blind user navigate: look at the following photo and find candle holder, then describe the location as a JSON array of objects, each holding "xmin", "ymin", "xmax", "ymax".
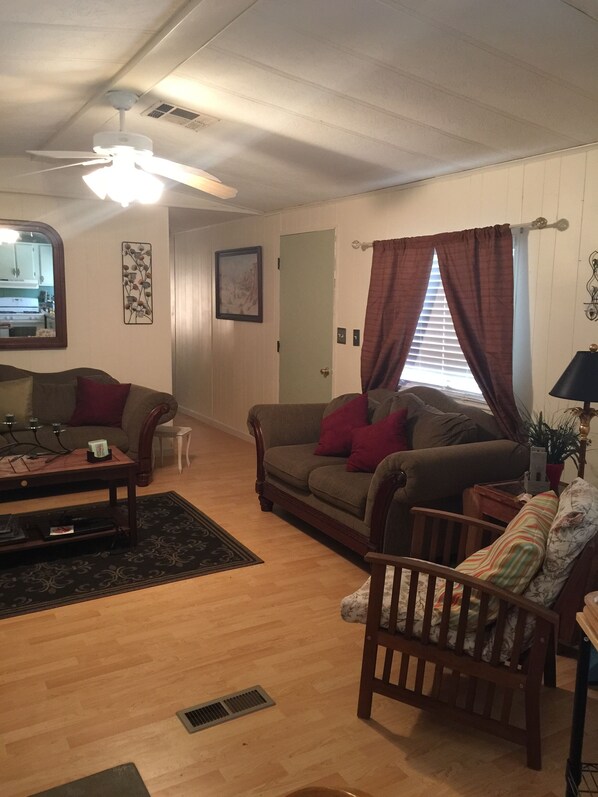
[{"xmin": 0, "ymin": 414, "xmax": 72, "ymax": 458}]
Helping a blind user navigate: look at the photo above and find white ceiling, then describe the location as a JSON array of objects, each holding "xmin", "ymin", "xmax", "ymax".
[{"xmin": 1, "ymin": 0, "xmax": 597, "ymax": 230}]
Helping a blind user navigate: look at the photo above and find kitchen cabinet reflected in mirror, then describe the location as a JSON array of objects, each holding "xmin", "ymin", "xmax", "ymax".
[{"xmin": 0, "ymin": 220, "xmax": 66, "ymax": 349}]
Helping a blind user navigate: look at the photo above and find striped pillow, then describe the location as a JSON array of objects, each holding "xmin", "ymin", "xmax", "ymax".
[{"xmin": 435, "ymin": 491, "xmax": 558, "ymax": 627}]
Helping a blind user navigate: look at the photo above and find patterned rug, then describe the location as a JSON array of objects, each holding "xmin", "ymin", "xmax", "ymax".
[{"xmin": 0, "ymin": 492, "xmax": 262, "ymax": 619}]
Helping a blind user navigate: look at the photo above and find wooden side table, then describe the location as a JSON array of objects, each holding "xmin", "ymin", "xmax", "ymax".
[{"xmin": 462, "ymin": 479, "xmax": 526, "ymax": 526}]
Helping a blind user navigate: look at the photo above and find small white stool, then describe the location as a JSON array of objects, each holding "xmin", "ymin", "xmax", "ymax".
[{"xmin": 153, "ymin": 425, "xmax": 192, "ymax": 473}]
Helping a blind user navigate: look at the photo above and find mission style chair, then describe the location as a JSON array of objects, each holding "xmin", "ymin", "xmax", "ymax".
[{"xmin": 343, "ymin": 503, "xmax": 598, "ymax": 770}]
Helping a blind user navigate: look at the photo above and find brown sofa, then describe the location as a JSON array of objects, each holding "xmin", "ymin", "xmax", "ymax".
[
  {"xmin": 0, "ymin": 365, "xmax": 177, "ymax": 485},
  {"xmin": 248, "ymin": 386, "xmax": 530, "ymax": 556}
]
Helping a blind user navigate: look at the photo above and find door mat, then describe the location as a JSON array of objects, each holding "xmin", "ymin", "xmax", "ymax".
[{"xmin": 29, "ymin": 762, "xmax": 150, "ymax": 796}]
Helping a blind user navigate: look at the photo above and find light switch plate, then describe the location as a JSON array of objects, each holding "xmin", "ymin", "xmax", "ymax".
[
  {"xmin": 353, "ymin": 329, "xmax": 360, "ymax": 346},
  {"xmin": 337, "ymin": 327, "xmax": 346, "ymax": 344}
]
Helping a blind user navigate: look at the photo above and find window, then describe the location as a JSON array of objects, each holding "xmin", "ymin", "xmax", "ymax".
[{"xmin": 401, "ymin": 254, "xmax": 482, "ymax": 397}]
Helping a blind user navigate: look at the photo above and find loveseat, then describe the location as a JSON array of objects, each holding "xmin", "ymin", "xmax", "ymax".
[
  {"xmin": 248, "ymin": 386, "xmax": 529, "ymax": 556},
  {"xmin": 0, "ymin": 365, "xmax": 177, "ymax": 486}
]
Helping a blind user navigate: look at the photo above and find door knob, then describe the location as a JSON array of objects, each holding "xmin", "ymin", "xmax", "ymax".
[{"xmin": 320, "ymin": 367, "xmax": 330, "ymax": 377}]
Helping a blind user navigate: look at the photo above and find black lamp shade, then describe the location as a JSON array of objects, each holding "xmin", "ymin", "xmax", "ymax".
[{"xmin": 549, "ymin": 349, "xmax": 598, "ymax": 402}]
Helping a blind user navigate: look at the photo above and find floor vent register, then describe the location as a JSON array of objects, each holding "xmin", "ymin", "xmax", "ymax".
[{"xmin": 176, "ymin": 685, "xmax": 275, "ymax": 733}]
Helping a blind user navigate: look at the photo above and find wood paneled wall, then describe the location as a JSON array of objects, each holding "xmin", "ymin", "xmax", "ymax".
[{"xmin": 174, "ymin": 145, "xmax": 598, "ymax": 481}]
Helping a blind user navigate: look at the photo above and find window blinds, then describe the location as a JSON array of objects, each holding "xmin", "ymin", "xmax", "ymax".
[{"xmin": 401, "ymin": 255, "xmax": 482, "ymax": 396}]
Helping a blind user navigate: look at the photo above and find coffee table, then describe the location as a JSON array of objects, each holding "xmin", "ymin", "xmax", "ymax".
[{"xmin": 0, "ymin": 447, "xmax": 137, "ymax": 553}]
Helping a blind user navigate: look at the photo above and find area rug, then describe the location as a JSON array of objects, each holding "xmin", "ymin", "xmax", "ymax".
[
  {"xmin": 0, "ymin": 491, "xmax": 262, "ymax": 619},
  {"xmin": 29, "ymin": 762, "xmax": 150, "ymax": 796}
]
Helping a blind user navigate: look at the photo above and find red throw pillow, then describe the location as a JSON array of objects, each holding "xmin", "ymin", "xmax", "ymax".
[
  {"xmin": 347, "ymin": 408, "xmax": 409, "ymax": 472},
  {"xmin": 69, "ymin": 377, "xmax": 131, "ymax": 427},
  {"xmin": 314, "ymin": 393, "xmax": 369, "ymax": 456}
]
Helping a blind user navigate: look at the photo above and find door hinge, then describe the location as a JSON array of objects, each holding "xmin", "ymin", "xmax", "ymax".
[
  {"xmin": 277, "ymin": 258, "xmax": 280, "ymax": 269},
  {"xmin": 277, "ymin": 341, "xmax": 280, "ymax": 353}
]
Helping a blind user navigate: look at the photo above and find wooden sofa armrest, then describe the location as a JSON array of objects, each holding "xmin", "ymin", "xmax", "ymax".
[
  {"xmin": 369, "ymin": 440, "xmax": 529, "ymax": 506},
  {"xmin": 248, "ymin": 403, "xmax": 327, "ymax": 497},
  {"xmin": 121, "ymin": 385, "xmax": 177, "ymax": 486},
  {"xmin": 247, "ymin": 403, "xmax": 326, "ymax": 450}
]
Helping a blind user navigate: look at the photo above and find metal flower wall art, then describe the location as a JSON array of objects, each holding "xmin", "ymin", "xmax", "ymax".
[
  {"xmin": 122, "ymin": 241, "xmax": 153, "ymax": 324},
  {"xmin": 584, "ymin": 250, "xmax": 598, "ymax": 321}
]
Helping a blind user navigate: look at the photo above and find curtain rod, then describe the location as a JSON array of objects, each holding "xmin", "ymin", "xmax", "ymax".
[{"xmin": 351, "ymin": 216, "xmax": 570, "ymax": 251}]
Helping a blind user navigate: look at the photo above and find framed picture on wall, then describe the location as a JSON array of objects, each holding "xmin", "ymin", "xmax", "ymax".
[
  {"xmin": 215, "ymin": 246, "xmax": 263, "ymax": 322},
  {"xmin": 122, "ymin": 241, "xmax": 153, "ymax": 324}
]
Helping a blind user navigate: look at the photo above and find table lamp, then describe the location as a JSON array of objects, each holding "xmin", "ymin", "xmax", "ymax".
[{"xmin": 549, "ymin": 343, "xmax": 598, "ymax": 478}]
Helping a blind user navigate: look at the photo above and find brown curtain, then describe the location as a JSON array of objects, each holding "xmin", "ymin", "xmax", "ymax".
[
  {"xmin": 361, "ymin": 224, "xmax": 522, "ymax": 441},
  {"xmin": 434, "ymin": 224, "xmax": 522, "ymax": 441},
  {"xmin": 361, "ymin": 236, "xmax": 434, "ymax": 391}
]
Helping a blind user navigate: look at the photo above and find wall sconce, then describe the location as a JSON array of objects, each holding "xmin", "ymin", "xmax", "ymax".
[{"xmin": 584, "ymin": 251, "xmax": 598, "ymax": 321}]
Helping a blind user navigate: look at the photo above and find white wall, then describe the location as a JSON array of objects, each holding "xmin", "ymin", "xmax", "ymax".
[
  {"xmin": 174, "ymin": 145, "xmax": 598, "ymax": 480},
  {"xmin": 0, "ymin": 192, "xmax": 172, "ymax": 392}
]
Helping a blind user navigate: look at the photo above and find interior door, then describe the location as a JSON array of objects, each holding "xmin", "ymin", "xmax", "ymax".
[{"xmin": 279, "ymin": 229, "xmax": 335, "ymax": 403}]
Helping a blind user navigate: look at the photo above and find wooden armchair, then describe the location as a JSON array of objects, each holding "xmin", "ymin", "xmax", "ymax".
[{"xmin": 353, "ymin": 507, "xmax": 598, "ymax": 770}]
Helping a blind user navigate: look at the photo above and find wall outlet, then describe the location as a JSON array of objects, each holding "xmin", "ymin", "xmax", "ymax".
[
  {"xmin": 353, "ymin": 329, "xmax": 360, "ymax": 346},
  {"xmin": 337, "ymin": 327, "xmax": 346, "ymax": 344}
]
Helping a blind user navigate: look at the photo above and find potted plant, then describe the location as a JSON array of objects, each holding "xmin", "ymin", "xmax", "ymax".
[{"xmin": 521, "ymin": 409, "xmax": 580, "ymax": 490}]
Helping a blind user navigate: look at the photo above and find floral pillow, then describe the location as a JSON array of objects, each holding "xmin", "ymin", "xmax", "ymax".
[{"xmin": 486, "ymin": 478, "xmax": 598, "ymax": 661}]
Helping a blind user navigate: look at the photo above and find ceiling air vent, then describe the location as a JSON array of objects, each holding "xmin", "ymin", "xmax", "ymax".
[{"xmin": 142, "ymin": 101, "xmax": 220, "ymax": 132}]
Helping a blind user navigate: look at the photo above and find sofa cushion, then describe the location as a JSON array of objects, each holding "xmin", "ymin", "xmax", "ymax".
[
  {"xmin": 371, "ymin": 392, "xmax": 478, "ymax": 448},
  {"xmin": 308, "ymin": 464, "xmax": 372, "ymax": 518},
  {"xmin": 347, "ymin": 409, "xmax": 409, "ymax": 473},
  {"xmin": 69, "ymin": 377, "xmax": 131, "ymax": 427},
  {"xmin": 402, "ymin": 385, "xmax": 502, "ymax": 441},
  {"xmin": 35, "ymin": 424, "xmax": 130, "ymax": 453},
  {"xmin": 34, "ymin": 380, "xmax": 77, "ymax": 424},
  {"xmin": 315, "ymin": 393, "xmax": 368, "ymax": 456},
  {"xmin": 409, "ymin": 403, "xmax": 478, "ymax": 449},
  {"xmin": 370, "ymin": 392, "xmax": 424, "ymax": 424},
  {"xmin": 265, "ymin": 443, "xmax": 347, "ymax": 490},
  {"xmin": 322, "ymin": 392, "xmax": 360, "ymax": 418},
  {"xmin": 0, "ymin": 376, "xmax": 33, "ymax": 422}
]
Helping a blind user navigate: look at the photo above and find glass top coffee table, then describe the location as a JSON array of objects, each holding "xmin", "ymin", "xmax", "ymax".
[{"xmin": 0, "ymin": 447, "xmax": 137, "ymax": 553}]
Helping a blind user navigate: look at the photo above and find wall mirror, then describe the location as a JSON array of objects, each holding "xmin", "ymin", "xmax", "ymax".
[{"xmin": 0, "ymin": 219, "xmax": 67, "ymax": 350}]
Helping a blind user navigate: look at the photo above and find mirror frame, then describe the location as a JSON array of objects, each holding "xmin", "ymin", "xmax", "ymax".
[{"xmin": 0, "ymin": 219, "xmax": 67, "ymax": 350}]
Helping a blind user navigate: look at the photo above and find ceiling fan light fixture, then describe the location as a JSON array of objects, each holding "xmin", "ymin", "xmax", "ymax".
[
  {"xmin": 82, "ymin": 160, "xmax": 164, "ymax": 208},
  {"xmin": 31, "ymin": 90, "xmax": 236, "ymax": 203}
]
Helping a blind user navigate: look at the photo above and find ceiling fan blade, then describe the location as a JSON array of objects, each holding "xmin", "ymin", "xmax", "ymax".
[
  {"xmin": 140, "ymin": 155, "xmax": 223, "ymax": 184},
  {"xmin": 20, "ymin": 159, "xmax": 110, "ymax": 177},
  {"xmin": 140, "ymin": 156, "xmax": 237, "ymax": 200},
  {"xmin": 27, "ymin": 150, "xmax": 99, "ymax": 160}
]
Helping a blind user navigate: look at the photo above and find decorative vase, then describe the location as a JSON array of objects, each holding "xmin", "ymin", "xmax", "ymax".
[{"xmin": 545, "ymin": 462, "xmax": 564, "ymax": 493}]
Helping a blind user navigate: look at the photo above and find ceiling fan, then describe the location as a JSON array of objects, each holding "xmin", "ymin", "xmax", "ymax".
[{"xmin": 27, "ymin": 90, "xmax": 237, "ymax": 207}]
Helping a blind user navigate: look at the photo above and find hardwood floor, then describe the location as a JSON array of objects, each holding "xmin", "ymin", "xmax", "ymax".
[{"xmin": 0, "ymin": 416, "xmax": 595, "ymax": 797}]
